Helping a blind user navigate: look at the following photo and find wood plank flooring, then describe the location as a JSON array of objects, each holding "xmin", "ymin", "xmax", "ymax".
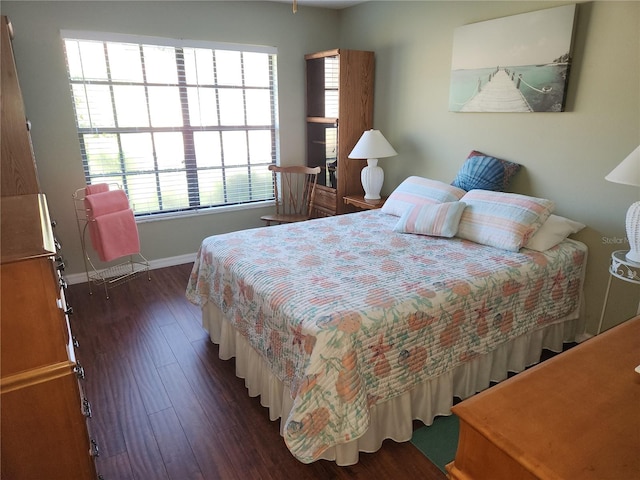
[{"xmin": 67, "ymin": 263, "xmax": 447, "ymax": 480}]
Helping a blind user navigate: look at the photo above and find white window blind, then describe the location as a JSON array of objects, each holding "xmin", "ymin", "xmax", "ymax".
[{"xmin": 61, "ymin": 31, "xmax": 278, "ymax": 216}]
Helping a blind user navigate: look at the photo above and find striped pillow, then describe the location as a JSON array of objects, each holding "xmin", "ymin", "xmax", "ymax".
[
  {"xmin": 394, "ymin": 201, "xmax": 467, "ymax": 237},
  {"xmin": 456, "ymin": 190, "xmax": 555, "ymax": 251},
  {"xmin": 381, "ymin": 176, "xmax": 466, "ymax": 217}
]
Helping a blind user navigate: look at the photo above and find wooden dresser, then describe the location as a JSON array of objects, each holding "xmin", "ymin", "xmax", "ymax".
[
  {"xmin": 1, "ymin": 195, "xmax": 99, "ymax": 478},
  {"xmin": 0, "ymin": 15, "xmax": 99, "ymax": 479},
  {"xmin": 447, "ymin": 317, "xmax": 640, "ymax": 480},
  {"xmin": 1, "ymin": 15, "xmax": 40, "ymax": 196}
]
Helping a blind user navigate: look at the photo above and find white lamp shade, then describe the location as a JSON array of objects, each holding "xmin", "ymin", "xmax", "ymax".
[
  {"xmin": 348, "ymin": 130, "xmax": 397, "ymax": 159},
  {"xmin": 605, "ymin": 145, "xmax": 640, "ymax": 187}
]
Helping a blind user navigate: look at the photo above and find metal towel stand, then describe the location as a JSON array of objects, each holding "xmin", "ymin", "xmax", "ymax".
[{"xmin": 72, "ymin": 184, "xmax": 150, "ymax": 299}]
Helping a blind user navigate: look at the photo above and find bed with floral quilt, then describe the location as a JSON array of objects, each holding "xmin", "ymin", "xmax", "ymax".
[{"xmin": 186, "ymin": 177, "xmax": 588, "ymax": 465}]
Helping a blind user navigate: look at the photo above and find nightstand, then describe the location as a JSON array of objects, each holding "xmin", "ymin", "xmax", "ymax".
[
  {"xmin": 597, "ymin": 250, "xmax": 640, "ymax": 334},
  {"xmin": 343, "ymin": 194, "xmax": 386, "ymax": 211}
]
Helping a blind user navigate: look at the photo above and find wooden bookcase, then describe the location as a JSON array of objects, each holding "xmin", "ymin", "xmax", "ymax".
[{"xmin": 305, "ymin": 49, "xmax": 374, "ymax": 216}]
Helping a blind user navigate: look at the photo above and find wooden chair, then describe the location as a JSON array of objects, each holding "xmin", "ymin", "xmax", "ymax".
[{"xmin": 261, "ymin": 165, "xmax": 321, "ymax": 226}]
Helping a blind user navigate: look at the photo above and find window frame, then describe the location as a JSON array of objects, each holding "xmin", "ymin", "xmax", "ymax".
[{"xmin": 61, "ymin": 30, "xmax": 279, "ymax": 219}]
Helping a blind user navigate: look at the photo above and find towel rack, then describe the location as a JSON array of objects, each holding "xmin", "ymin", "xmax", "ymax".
[{"xmin": 73, "ymin": 184, "xmax": 150, "ymax": 298}]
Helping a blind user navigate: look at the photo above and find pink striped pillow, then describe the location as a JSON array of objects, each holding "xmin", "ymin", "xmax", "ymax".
[
  {"xmin": 381, "ymin": 176, "xmax": 466, "ymax": 217},
  {"xmin": 394, "ymin": 201, "xmax": 467, "ymax": 237},
  {"xmin": 456, "ymin": 190, "xmax": 555, "ymax": 251}
]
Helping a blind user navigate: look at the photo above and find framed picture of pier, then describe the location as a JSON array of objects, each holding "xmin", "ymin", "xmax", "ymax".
[{"xmin": 449, "ymin": 4, "xmax": 577, "ymax": 113}]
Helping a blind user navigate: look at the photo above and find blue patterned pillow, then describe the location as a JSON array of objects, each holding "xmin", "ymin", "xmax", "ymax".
[{"xmin": 451, "ymin": 150, "xmax": 521, "ymax": 192}]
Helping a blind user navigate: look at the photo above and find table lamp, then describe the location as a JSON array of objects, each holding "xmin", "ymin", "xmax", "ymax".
[
  {"xmin": 348, "ymin": 129, "xmax": 397, "ymax": 200},
  {"xmin": 605, "ymin": 145, "xmax": 640, "ymax": 263}
]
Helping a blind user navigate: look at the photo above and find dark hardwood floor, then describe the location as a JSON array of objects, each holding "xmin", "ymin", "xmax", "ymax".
[{"xmin": 67, "ymin": 263, "xmax": 447, "ymax": 480}]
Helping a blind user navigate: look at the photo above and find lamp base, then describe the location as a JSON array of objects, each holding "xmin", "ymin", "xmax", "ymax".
[
  {"xmin": 626, "ymin": 200, "xmax": 640, "ymax": 264},
  {"xmin": 361, "ymin": 158, "xmax": 383, "ymax": 200}
]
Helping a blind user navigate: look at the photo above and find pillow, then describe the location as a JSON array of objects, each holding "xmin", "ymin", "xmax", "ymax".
[
  {"xmin": 456, "ymin": 189, "xmax": 555, "ymax": 251},
  {"xmin": 381, "ymin": 176, "xmax": 466, "ymax": 217},
  {"xmin": 394, "ymin": 201, "xmax": 467, "ymax": 237},
  {"xmin": 451, "ymin": 150, "xmax": 521, "ymax": 192},
  {"xmin": 524, "ymin": 214, "xmax": 585, "ymax": 252}
]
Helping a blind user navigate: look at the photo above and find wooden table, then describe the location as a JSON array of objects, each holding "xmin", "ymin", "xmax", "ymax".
[
  {"xmin": 446, "ymin": 316, "xmax": 640, "ymax": 480},
  {"xmin": 343, "ymin": 194, "xmax": 386, "ymax": 210}
]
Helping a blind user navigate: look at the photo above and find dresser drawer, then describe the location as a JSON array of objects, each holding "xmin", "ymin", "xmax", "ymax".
[
  {"xmin": 1, "ymin": 257, "xmax": 70, "ymax": 376},
  {"xmin": 1, "ymin": 368, "xmax": 98, "ymax": 479}
]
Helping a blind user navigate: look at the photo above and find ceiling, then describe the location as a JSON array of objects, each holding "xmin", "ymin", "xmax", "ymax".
[{"xmin": 268, "ymin": 0, "xmax": 368, "ymax": 10}]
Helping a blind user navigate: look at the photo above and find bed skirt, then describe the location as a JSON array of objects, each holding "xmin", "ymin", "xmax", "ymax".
[{"xmin": 201, "ymin": 301, "xmax": 584, "ymax": 466}]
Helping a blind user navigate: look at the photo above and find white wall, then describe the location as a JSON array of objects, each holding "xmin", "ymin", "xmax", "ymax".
[{"xmin": 2, "ymin": 1, "xmax": 638, "ymax": 334}]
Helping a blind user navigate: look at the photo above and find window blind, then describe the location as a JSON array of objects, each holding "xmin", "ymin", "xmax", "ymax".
[{"xmin": 61, "ymin": 31, "xmax": 279, "ymax": 216}]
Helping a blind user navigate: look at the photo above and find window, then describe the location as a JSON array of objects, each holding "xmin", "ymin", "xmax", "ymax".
[{"xmin": 62, "ymin": 31, "xmax": 278, "ymax": 217}]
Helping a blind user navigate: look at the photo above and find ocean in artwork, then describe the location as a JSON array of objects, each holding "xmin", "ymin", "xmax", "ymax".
[{"xmin": 449, "ymin": 63, "xmax": 569, "ymax": 112}]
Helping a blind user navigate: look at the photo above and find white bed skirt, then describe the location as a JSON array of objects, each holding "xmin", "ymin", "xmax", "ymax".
[{"xmin": 201, "ymin": 302, "xmax": 584, "ymax": 466}]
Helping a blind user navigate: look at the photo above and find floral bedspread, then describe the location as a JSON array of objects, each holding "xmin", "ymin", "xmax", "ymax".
[{"xmin": 186, "ymin": 210, "xmax": 587, "ymax": 463}]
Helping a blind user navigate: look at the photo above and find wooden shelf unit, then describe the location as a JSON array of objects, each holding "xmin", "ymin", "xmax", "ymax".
[{"xmin": 305, "ymin": 49, "xmax": 374, "ymax": 216}]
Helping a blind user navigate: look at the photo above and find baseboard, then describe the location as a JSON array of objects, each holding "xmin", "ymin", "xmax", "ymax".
[{"xmin": 65, "ymin": 252, "xmax": 197, "ymax": 285}]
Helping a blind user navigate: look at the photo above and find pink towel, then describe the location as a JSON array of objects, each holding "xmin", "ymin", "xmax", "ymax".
[
  {"xmin": 85, "ymin": 183, "xmax": 110, "ymax": 195},
  {"xmin": 84, "ymin": 190, "xmax": 130, "ymax": 219},
  {"xmin": 90, "ymin": 209, "xmax": 140, "ymax": 262}
]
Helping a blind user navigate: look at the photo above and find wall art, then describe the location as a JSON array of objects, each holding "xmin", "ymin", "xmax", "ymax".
[{"xmin": 449, "ymin": 4, "xmax": 577, "ymax": 113}]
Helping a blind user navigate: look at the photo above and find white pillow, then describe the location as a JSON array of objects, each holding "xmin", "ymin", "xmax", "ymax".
[
  {"xmin": 381, "ymin": 176, "xmax": 466, "ymax": 217},
  {"xmin": 524, "ymin": 214, "xmax": 585, "ymax": 251},
  {"xmin": 393, "ymin": 201, "xmax": 467, "ymax": 237}
]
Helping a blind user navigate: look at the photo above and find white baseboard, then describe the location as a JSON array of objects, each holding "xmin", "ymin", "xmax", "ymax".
[{"xmin": 65, "ymin": 252, "xmax": 197, "ymax": 285}]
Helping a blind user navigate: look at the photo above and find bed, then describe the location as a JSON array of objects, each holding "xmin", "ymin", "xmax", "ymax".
[{"xmin": 186, "ymin": 177, "xmax": 588, "ymax": 466}]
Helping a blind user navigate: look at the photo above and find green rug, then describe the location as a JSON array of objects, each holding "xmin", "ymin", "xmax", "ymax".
[{"xmin": 410, "ymin": 414, "xmax": 460, "ymax": 473}]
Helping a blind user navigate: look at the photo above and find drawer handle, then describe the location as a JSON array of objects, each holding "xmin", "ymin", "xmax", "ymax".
[
  {"xmin": 56, "ymin": 260, "xmax": 65, "ymax": 272},
  {"xmin": 82, "ymin": 397, "xmax": 92, "ymax": 418},
  {"xmin": 74, "ymin": 363, "xmax": 85, "ymax": 380},
  {"xmin": 59, "ymin": 277, "xmax": 68, "ymax": 289},
  {"xmin": 73, "ymin": 336, "xmax": 80, "ymax": 348},
  {"xmin": 65, "ymin": 305, "xmax": 74, "ymax": 316},
  {"xmin": 90, "ymin": 439, "xmax": 100, "ymax": 457}
]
